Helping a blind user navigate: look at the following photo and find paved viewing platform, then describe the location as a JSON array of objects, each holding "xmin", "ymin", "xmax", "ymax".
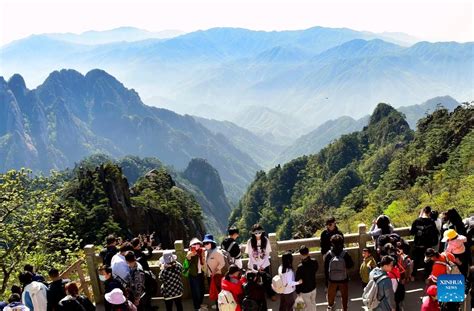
[{"xmin": 57, "ymin": 223, "xmax": 470, "ymax": 310}]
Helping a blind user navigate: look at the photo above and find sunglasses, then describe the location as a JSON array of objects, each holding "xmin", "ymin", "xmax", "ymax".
[{"xmin": 253, "ymin": 231, "xmax": 264, "ymax": 235}]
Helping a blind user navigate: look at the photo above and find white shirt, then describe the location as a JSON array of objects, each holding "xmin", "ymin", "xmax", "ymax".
[
  {"xmin": 278, "ymin": 266, "xmax": 300, "ymax": 294},
  {"xmin": 111, "ymin": 253, "xmax": 130, "ymax": 281},
  {"xmin": 245, "ymin": 238, "xmax": 271, "ymax": 270}
]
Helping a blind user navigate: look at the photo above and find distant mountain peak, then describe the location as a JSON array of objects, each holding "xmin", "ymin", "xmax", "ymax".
[
  {"xmin": 7, "ymin": 74, "xmax": 28, "ymax": 94},
  {"xmin": 369, "ymin": 103, "xmax": 400, "ymax": 125}
]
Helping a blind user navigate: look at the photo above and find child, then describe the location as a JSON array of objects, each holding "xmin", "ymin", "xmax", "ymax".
[
  {"xmin": 421, "ymin": 285, "xmax": 440, "ymax": 311},
  {"xmin": 242, "ymin": 271, "xmax": 267, "ymax": 311},
  {"xmin": 360, "ymin": 248, "xmax": 376, "ymax": 288}
]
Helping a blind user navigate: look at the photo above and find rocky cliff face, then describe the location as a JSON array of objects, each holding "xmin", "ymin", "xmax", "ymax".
[
  {"xmin": 68, "ymin": 163, "xmax": 205, "ymax": 248},
  {"xmin": 184, "ymin": 158, "xmax": 232, "ymax": 231}
]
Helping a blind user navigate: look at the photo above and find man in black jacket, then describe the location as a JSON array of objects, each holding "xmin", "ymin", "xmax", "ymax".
[
  {"xmin": 410, "ymin": 206, "xmax": 439, "ymax": 279},
  {"xmin": 295, "ymin": 245, "xmax": 318, "ymax": 311},
  {"xmin": 324, "ymin": 234, "xmax": 354, "ymax": 311},
  {"xmin": 221, "ymin": 227, "xmax": 242, "ymax": 269},
  {"xmin": 131, "ymin": 236, "xmax": 154, "ymax": 271},
  {"xmin": 47, "ymin": 268, "xmax": 69, "ymax": 311},
  {"xmin": 320, "ymin": 217, "xmax": 344, "ymax": 257},
  {"xmin": 99, "ymin": 235, "xmax": 118, "ymax": 267}
]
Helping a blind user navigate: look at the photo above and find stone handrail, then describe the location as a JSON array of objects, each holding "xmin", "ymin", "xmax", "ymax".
[{"xmin": 85, "ymin": 223, "xmax": 412, "ymax": 304}]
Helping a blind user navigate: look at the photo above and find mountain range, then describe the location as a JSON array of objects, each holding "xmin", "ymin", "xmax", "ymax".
[
  {"xmin": 0, "ymin": 69, "xmax": 260, "ymax": 202},
  {"xmin": 2, "ymin": 26, "xmax": 471, "ymax": 143}
]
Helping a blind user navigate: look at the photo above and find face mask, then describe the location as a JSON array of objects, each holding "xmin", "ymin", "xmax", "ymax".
[
  {"xmin": 99, "ymin": 275, "xmax": 106, "ymax": 282},
  {"xmin": 204, "ymin": 244, "xmax": 212, "ymax": 250}
]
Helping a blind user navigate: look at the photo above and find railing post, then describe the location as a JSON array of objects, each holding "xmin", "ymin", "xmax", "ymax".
[
  {"xmin": 358, "ymin": 223, "xmax": 367, "ymax": 270},
  {"xmin": 174, "ymin": 240, "xmax": 190, "ymax": 298},
  {"xmin": 84, "ymin": 245, "xmax": 102, "ymax": 304},
  {"xmin": 269, "ymin": 233, "xmax": 279, "ymax": 276}
]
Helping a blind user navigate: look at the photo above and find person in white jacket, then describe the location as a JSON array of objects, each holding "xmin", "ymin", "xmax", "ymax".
[
  {"xmin": 19, "ymin": 272, "xmax": 48, "ymax": 311},
  {"xmin": 4, "ymin": 293, "xmax": 30, "ymax": 311},
  {"xmin": 278, "ymin": 252, "xmax": 303, "ymax": 311}
]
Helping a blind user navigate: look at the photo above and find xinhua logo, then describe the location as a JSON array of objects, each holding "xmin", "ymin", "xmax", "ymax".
[{"xmin": 437, "ymin": 274, "xmax": 465, "ymax": 302}]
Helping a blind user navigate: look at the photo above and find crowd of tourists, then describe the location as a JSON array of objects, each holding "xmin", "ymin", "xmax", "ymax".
[{"xmin": 0, "ymin": 207, "xmax": 472, "ymax": 311}]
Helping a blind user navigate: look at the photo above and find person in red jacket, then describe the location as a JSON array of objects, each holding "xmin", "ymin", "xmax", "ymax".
[
  {"xmin": 221, "ymin": 265, "xmax": 245, "ymax": 311},
  {"xmin": 421, "ymin": 285, "xmax": 440, "ymax": 311}
]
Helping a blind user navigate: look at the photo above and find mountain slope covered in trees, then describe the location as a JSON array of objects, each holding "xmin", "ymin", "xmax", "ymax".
[
  {"xmin": 0, "ymin": 69, "xmax": 260, "ymax": 202},
  {"xmin": 230, "ymin": 103, "xmax": 474, "ymax": 238}
]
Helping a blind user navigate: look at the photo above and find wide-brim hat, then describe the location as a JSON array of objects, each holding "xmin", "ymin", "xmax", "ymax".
[
  {"xmin": 105, "ymin": 288, "xmax": 126, "ymax": 305},
  {"xmin": 441, "ymin": 229, "xmax": 458, "ymax": 242},
  {"xmin": 189, "ymin": 238, "xmax": 203, "ymax": 247},
  {"xmin": 202, "ymin": 234, "xmax": 216, "ymax": 244},
  {"xmin": 159, "ymin": 250, "xmax": 177, "ymax": 265}
]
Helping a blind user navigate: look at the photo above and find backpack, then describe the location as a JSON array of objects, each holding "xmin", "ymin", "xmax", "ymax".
[
  {"xmin": 415, "ymin": 221, "xmax": 439, "ymax": 247},
  {"xmin": 218, "ymin": 289, "xmax": 237, "ymax": 311},
  {"xmin": 221, "ymin": 240, "xmax": 237, "ymax": 274},
  {"xmin": 435, "ymin": 257, "xmax": 461, "ymax": 275},
  {"xmin": 143, "ymin": 269, "xmax": 158, "ymax": 296},
  {"xmin": 362, "ymin": 274, "xmax": 388, "ymax": 309},
  {"xmin": 271, "ymin": 273, "xmax": 285, "ymax": 294},
  {"xmin": 328, "ymin": 250, "xmax": 347, "ymax": 282}
]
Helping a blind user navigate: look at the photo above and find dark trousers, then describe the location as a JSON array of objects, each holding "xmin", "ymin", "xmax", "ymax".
[
  {"xmin": 327, "ymin": 281, "xmax": 349, "ymax": 311},
  {"xmin": 412, "ymin": 246, "xmax": 430, "ymax": 278},
  {"xmin": 260, "ymin": 266, "xmax": 276, "ymax": 298},
  {"xmin": 189, "ymin": 273, "xmax": 205, "ymax": 310},
  {"xmin": 164, "ymin": 297, "xmax": 183, "ymax": 311},
  {"xmin": 279, "ymin": 291, "xmax": 296, "ymax": 311}
]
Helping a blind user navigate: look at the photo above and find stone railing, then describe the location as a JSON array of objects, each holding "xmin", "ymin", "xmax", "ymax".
[{"xmin": 85, "ymin": 224, "xmax": 412, "ymax": 305}]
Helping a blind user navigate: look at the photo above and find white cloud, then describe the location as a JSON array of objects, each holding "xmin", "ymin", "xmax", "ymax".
[{"xmin": 0, "ymin": 0, "xmax": 472, "ymax": 46}]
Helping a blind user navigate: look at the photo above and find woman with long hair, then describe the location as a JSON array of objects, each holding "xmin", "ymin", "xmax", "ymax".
[
  {"xmin": 277, "ymin": 252, "xmax": 302, "ymax": 311},
  {"xmin": 245, "ymin": 224, "xmax": 276, "ymax": 300}
]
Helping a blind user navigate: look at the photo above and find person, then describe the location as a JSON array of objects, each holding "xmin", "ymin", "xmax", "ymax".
[
  {"xmin": 203, "ymin": 234, "xmax": 225, "ymax": 308},
  {"xmin": 221, "ymin": 227, "xmax": 243, "ymax": 269},
  {"xmin": 19, "ymin": 271, "xmax": 48, "ymax": 311},
  {"xmin": 124, "ymin": 251, "xmax": 146, "ymax": 310},
  {"xmin": 23, "ymin": 265, "xmax": 46, "ymax": 284},
  {"xmin": 360, "ymin": 248, "xmax": 376, "ymax": 288},
  {"xmin": 245, "ymin": 224, "xmax": 275, "ymax": 300},
  {"xmin": 57, "ymin": 282, "xmax": 95, "ymax": 311},
  {"xmin": 100, "ymin": 235, "xmax": 119, "ymax": 267},
  {"xmin": 410, "ymin": 206, "xmax": 439, "ymax": 280},
  {"xmin": 242, "ymin": 271, "xmax": 267, "ymax": 311},
  {"xmin": 324, "ymin": 234, "xmax": 354, "ymax": 311},
  {"xmin": 440, "ymin": 209, "xmax": 467, "ymax": 250},
  {"xmin": 369, "ymin": 215, "xmax": 394, "ymax": 249},
  {"xmin": 220, "ymin": 265, "xmax": 245, "ymax": 311},
  {"xmin": 369, "ymin": 255, "xmax": 396, "ymax": 311},
  {"xmin": 421, "ymin": 285, "xmax": 440, "ymax": 311},
  {"xmin": 441, "ymin": 229, "xmax": 468, "ymax": 275},
  {"xmin": 47, "ymin": 268, "xmax": 69, "ymax": 311},
  {"xmin": 3, "ymin": 294, "xmax": 29, "ymax": 311},
  {"xmin": 111, "ymin": 242, "xmax": 134, "ymax": 283},
  {"xmin": 98, "ymin": 265, "xmax": 124, "ymax": 311},
  {"xmin": 295, "ymin": 245, "xmax": 318, "ymax": 311},
  {"xmin": 424, "ymin": 248, "xmax": 457, "ymax": 285},
  {"xmin": 185, "ymin": 238, "xmax": 206, "ymax": 311},
  {"xmin": 131, "ymin": 237, "xmax": 153, "ymax": 271},
  {"xmin": 277, "ymin": 252, "xmax": 302, "ymax": 311},
  {"xmin": 320, "ymin": 217, "xmax": 344, "ymax": 257},
  {"xmin": 105, "ymin": 288, "xmax": 137, "ymax": 311},
  {"xmin": 159, "ymin": 250, "xmax": 184, "ymax": 311}
]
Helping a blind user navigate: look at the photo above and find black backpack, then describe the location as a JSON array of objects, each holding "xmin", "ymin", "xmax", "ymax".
[
  {"xmin": 415, "ymin": 221, "xmax": 438, "ymax": 247},
  {"xmin": 143, "ymin": 269, "xmax": 158, "ymax": 296}
]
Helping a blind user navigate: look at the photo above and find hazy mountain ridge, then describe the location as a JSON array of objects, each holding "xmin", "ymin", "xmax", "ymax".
[
  {"xmin": 0, "ymin": 69, "xmax": 260, "ymax": 202},
  {"xmin": 2, "ymin": 26, "xmax": 467, "ymax": 143}
]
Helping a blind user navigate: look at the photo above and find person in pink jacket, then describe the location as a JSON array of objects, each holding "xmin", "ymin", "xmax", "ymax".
[{"xmin": 442, "ymin": 229, "xmax": 468, "ymax": 275}]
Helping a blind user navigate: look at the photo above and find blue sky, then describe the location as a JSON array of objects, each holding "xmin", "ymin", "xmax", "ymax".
[{"xmin": 0, "ymin": 0, "xmax": 472, "ymax": 46}]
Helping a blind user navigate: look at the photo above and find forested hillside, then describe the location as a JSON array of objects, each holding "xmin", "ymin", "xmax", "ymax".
[{"xmin": 230, "ymin": 103, "xmax": 474, "ymax": 238}]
